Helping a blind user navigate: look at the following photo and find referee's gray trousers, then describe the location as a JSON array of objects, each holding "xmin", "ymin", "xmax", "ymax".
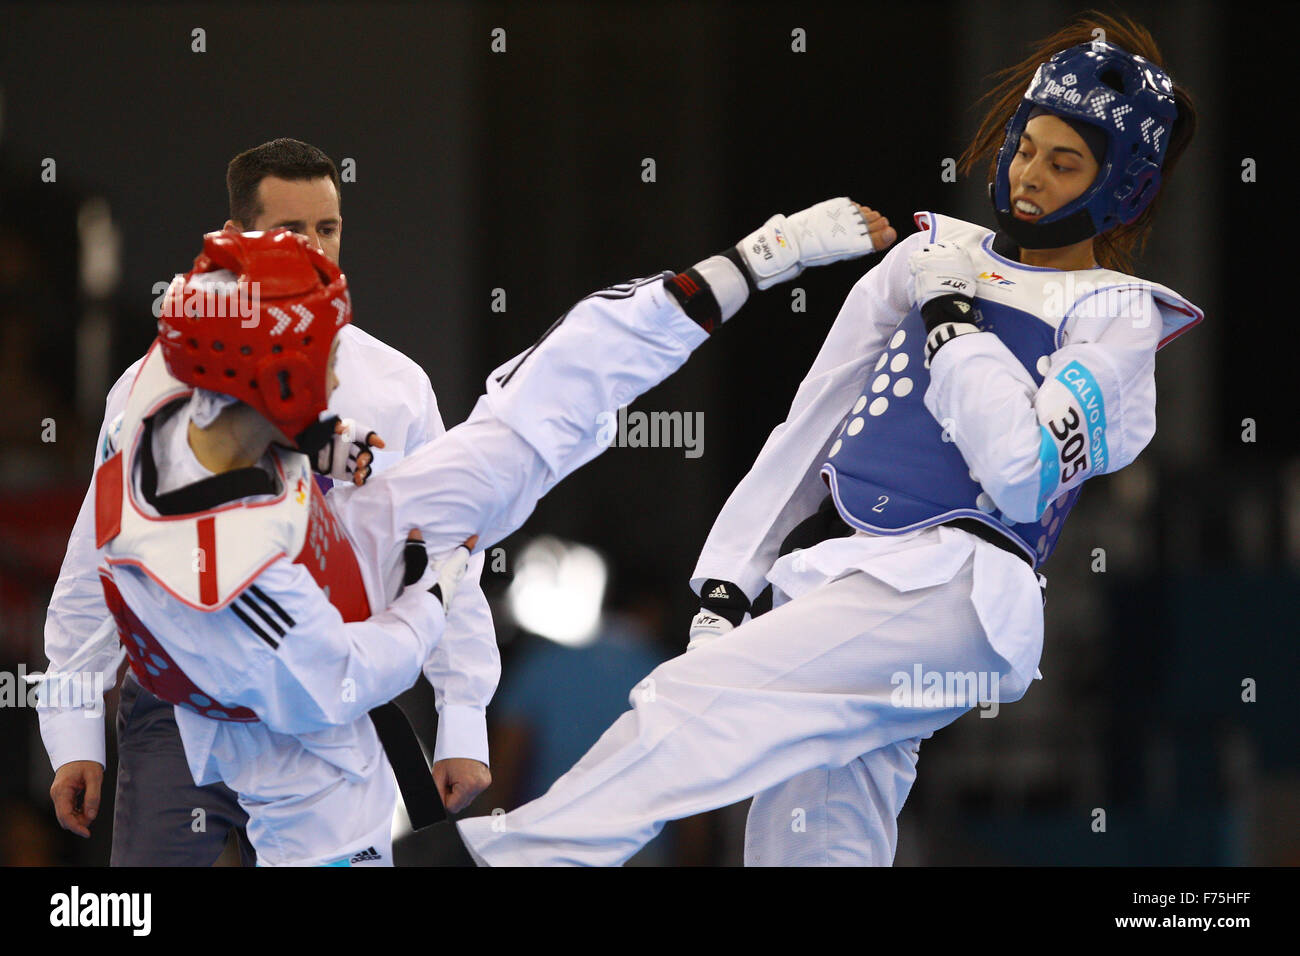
[{"xmin": 110, "ymin": 671, "xmax": 255, "ymax": 867}]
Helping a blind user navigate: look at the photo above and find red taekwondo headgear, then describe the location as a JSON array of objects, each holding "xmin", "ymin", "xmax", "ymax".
[{"xmin": 157, "ymin": 228, "xmax": 352, "ymax": 442}]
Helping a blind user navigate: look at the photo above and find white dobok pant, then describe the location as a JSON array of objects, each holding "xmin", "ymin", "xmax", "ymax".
[{"xmin": 455, "ymin": 523, "xmax": 1044, "ymax": 866}]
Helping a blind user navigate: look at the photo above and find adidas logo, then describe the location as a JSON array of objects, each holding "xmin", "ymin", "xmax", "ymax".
[
  {"xmin": 349, "ymin": 846, "xmax": 382, "ymax": 864},
  {"xmin": 707, "ymin": 584, "xmax": 730, "ymax": 600}
]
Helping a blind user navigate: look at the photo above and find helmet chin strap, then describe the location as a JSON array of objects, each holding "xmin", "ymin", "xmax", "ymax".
[{"xmin": 988, "ymin": 183, "xmax": 1100, "ymax": 250}]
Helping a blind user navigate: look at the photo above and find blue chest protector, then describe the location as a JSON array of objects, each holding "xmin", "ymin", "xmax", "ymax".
[{"xmin": 821, "ymin": 297, "xmax": 1078, "ymax": 569}]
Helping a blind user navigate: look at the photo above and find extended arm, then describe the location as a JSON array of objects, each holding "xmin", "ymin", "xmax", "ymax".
[{"xmin": 332, "ymin": 199, "xmax": 887, "ymax": 581}]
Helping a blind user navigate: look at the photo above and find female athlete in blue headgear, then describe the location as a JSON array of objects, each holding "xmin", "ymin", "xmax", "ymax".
[{"xmin": 447, "ymin": 13, "xmax": 1204, "ymax": 866}]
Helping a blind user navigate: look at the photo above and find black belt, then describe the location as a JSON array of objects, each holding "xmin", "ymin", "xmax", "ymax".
[
  {"xmin": 371, "ymin": 538, "xmax": 451, "ymax": 830},
  {"xmin": 784, "ymin": 496, "xmax": 1035, "ymax": 568},
  {"xmin": 747, "ymin": 497, "xmax": 1037, "ymax": 616},
  {"xmin": 369, "ymin": 702, "xmax": 446, "ymax": 829},
  {"xmin": 941, "ymin": 517, "xmax": 1035, "ymax": 568}
]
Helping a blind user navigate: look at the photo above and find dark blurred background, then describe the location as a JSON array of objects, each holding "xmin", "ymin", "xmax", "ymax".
[{"xmin": 1, "ymin": 0, "xmax": 1293, "ymax": 865}]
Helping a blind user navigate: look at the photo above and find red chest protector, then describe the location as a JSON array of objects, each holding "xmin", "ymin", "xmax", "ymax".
[
  {"xmin": 100, "ymin": 477, "xmax": 373, "ymax": 721},
  {"xmin": 96, "ymin": 345, "xmax": 378, "ymax": 720},
  {"xmin": 297, "ymin": 477, "xmax": 372, "ymax": 623}
]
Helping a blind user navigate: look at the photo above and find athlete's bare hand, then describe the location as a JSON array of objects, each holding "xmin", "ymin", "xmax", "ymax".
[
  {"xmin": 856, "ymin": 205, "xmax": 897, "ymax": 251},
  {"xmin": 50, "ymin": 760, "xmax": 103, "ymax": 838},
  {"xmin": 433, "ymin": 758, "xmax": 491, "ymax": 814}
]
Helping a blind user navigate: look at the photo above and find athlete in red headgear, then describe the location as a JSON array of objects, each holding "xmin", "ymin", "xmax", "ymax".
[
  {"xmin": 157, "ymin": 228, "xmax": 357, "ymax": 451},
  {"xmin": 161, "ymin": 230, "xmax": 353, "ymax": 442},
  {"xmin": 40, "ymin": 141, "xmax": 499, "ymax": 868},
  {"xmin": 87, "ymin": 195, "xmax": 890, "ymax": 866}
]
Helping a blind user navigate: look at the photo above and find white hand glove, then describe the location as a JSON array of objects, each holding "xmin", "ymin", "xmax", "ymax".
[
  {"xmin": 736, "ymin": 197, "xmax": 875, "ymax": 290},
  {"xmin": 315, "ymin": 418, "xmax": 382, "ymax": 484},
  {"xmin": 686, "ymin": 609, "xmax": 737, "ymax": 652},
  {"xmin": 906, "ymin": 241, "xmax": 977, "ymax": 309},
  {"xmin": 428, "ymin": 538, "xmax": 476, "ymax": 612}
]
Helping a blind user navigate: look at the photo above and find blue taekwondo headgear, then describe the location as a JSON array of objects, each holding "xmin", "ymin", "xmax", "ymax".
[{"xmin": 990, "ymin": 39, "xmax": 1179, "ymax": 249}]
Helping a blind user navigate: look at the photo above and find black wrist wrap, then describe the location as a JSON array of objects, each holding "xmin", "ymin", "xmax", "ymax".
[
  {"xmin": 920, "ymin": 294, "xmax": 978, "ymax": 333},
  {"xmin": 663, "ymin": 267, "xmax": 723, "ymax": 333},
  {"xmin": 402, "ymin": 539, "xmax": 429, "ymax": 587},
  {"xmin": 699, "ymin": 578, "xmax": 751, "ymax": 627},
  {"xmin": 921, "ymin": 294, "xmax": 981, "ymax": 361},
  {"xmin": 296, "ymin": 415, "xmax": 341, "ymax": 469}
]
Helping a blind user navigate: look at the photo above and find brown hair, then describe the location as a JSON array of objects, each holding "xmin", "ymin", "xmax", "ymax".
[
  {"xmin": 957, "ymin": 10, "xmax": 1197, "ymax": 274},
  {"xmin": 226, "ymin": 138, "xmax": 341, "ymax": 228}
]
